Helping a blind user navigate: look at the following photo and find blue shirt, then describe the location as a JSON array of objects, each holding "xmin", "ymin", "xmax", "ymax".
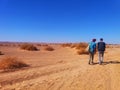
[{"xmin": 89, "ymin": 42, "xmax": 96, "ymax": 53}]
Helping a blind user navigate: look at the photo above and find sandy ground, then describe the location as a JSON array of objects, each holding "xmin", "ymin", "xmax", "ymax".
[{"xmin": 0, "ymin": 44, "xmax": 120, "ymax": 90}]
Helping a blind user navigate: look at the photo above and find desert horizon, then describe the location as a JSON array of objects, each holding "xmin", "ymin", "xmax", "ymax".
[{"xmin": 0, "ymin": 41, "xmax": 120, "ymax": 90}]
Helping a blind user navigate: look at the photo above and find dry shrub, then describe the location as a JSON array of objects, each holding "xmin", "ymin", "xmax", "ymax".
[
  {"xmin": 0, "ymin": 44, "xmax": 4, "ymax": 46},
  {"xmin": 61, "ymin": 43, "xmax": 88, "ymax": 48},
  {"xmin": 106, "ymin": 44, "xmax": 115, "ymax": 48},
  {"xmin": 37, "ymin": 44, "xmax": 42, "ymax": 46},
  {"xmin": 74, "ymin": 43, "xmax": 89, "ymax": 55},
  {"xmin": 69, "ymin": 43, "xmax": 77, "ymax": 48},
  {"xmin": 20, "ymin": 44, "xmax": 38, "ymax": 51},
  {"xmin": 37, "ymin": 44, "xmax": 49, "ymax": 47},
  {"xmin": 0, "ymin": 57, "xmax": 29, "ymax": 71},
  {"xmin": 75, "ymin": 43, "xmax": 88, "ymax": 50},
  {"xmin": 0, "ymin": 51, "xmax": 2, "ymax": 55},
  {"xmin": 42, "ymin": 44, "xmax": 48, "ymax": 46},
  {"xmin": 70, "ymin": 44, "xmax": 77, "ymax": 48},
  {"xmin": 44, "ymin": 46, "xmax": 54, "ymax": 51},
  {"xmin": 77, "ymin": 48, "xmax": 89, "ymax": 55},
  {"xmin": 61, "ymin": 43, "xmax": 89, "ymax": 55},
  {"xmin": 61, "ymin": 43, "xmax": 72, "ymax": 47}
]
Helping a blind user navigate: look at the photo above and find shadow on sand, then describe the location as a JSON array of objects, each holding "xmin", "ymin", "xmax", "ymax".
[
  {"xmin": 102, "ymin": 60, "xmax": 120, "ymax": 65},
  {"xmin": 93, "ymin": 60, "xmax": 120, "ymax": 65}
]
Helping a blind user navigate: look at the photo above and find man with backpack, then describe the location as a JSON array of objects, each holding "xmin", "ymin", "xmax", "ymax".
[
  {"xmin": 97, "ymin": 38, "xmax": 106, "ymax": 65},
  {"xmin": 88, "ymin": 39, "xmax": 96, "ymax": 65}
]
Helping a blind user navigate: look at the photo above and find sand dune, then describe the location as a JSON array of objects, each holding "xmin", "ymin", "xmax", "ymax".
[{"xmin": 0, "ymin": 43, "xmax": 120, "ymax": 90}]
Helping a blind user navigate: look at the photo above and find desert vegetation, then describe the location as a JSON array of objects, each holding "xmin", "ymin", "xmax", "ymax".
[
  {"xmin": 77, "ymin": 48, "xmax": 89, "ymax": 55},
  {"xmin": 36, "ymin": 44, "xmax": 49, "ymax": 46},
  {"xmin": 75, "ymin": 43, "xmax": 89, "ymax": 55},
  {"xmin": 0, "ymin": 42, "xmax": 120, "ymax": 90},
  {"xmin": 61, "ymin": 43, "xmax": 72, "ymax": 47},
  {"xmin": 62, "ymin": 43, "xmax": 89, "ymax": 55},
  {"xmin": 20, "ymin": 43, "xmax": 38, "ymax": 51},
  {"xmin": 75, "ymin": 43, "xmax": 88, "ymax": 49},
  {"xmin": 0, "ymin": 56, "xmax": 29, "ymax": 71},
  {"xmin": 44, "ymin": 46, "xmax": 54, "ymax": 51},
  {"xmin": 0, "ymin": 51, "xmax": 3, "ymax": 55}
]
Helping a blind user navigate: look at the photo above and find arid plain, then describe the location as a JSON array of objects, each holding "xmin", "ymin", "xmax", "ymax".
[{"xmin": 0, "ymin": 42, "xmax": 120, "ymax": 90}]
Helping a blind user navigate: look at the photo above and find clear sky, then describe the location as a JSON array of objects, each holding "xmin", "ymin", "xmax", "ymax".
[{"xmin": 0, "ymin": 0, "xmax": 120, "ymax": 43}]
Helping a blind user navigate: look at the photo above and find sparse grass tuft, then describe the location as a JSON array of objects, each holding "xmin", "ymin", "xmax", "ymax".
[
  {"xmin": 37, "ymin": 44, "xmax": 42, "ymax": 46},
  {"xmin": 42, "ymin": 44, "xmax": 48, "ymax": 46},
  {"xmin": 75, "ymin": 43, "xmax": 88, "ymax": 50},
  {"xmin": 61, "ymin": 42, "xmax": 89, "ymax": 55},
  {"xmin": 77, "ymin": 48, "xmax": 89, "ymax": 55},
  {"xmin": 44, "ymin": 46, "xmax": 54, "ymax": 51},
  {"xmin": 61, "ymin": 43, "xmax": 72, "ymax": 47},
  {"xmin": 0, "ymin": 51, "xmax": 3, "ymax": 55},
  {"xmin": 72, "ymin": 43, "xmax": 89, "ymax": 55},
  {"xmin": 0, "ymin": 56, "xmax": 29, "ymax": 71},
  {"xmin": 70, "ymin": 44, "xmax": 77, "ymax": 48},
  {"xmin": 20, "ymin": 44, "xmax": 38, "ymax": 51}
]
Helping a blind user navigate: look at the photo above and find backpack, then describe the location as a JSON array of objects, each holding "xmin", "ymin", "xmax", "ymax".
[
  {"xmin": 98, "ymin": 42, "xmax": 106, "ymax": 51},
  {"xmin": 89, "ymin": 42, "xmax": 96, "ymax": 53}
]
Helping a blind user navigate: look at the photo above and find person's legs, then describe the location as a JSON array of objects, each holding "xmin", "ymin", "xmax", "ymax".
[
  {"xmin": 89, "ymin": 53, "xmax": 92, "ymax": 64},
  {"xmin": 89, "ymin": 52, "xmax": 94, "ymax": 64},
  {"xmin": 101, "ymin": 51, "xmax": 104, "ymax": 63},
  {"xmin": 89, "ymin": 52, "xmax": 95, "ymax": 64},
  {"xmin": 98, "ymin": 51, "xmax": 102, "ymax": 64},
  {"xmin": 91, "ymin": 52, "xmax": 94, "ymax": 64}
]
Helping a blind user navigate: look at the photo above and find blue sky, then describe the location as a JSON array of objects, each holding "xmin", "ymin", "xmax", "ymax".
[{"xmin": 0, "ymin": 0, "xmax": 120, "ymax": 43}]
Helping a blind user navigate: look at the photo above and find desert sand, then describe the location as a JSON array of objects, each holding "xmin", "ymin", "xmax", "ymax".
[{"xmin": 0, "ymin": 43, "xmax": 120, "ymax": 90}]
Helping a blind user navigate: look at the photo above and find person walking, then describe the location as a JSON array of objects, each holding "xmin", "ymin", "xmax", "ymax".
[
  {"xmin": 98, "ymin": 38, "xmax": 106, "ymax": 65},
  {"xmin": 88, "ymin": 39, "xmax": 96, "ymax": 65}
]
